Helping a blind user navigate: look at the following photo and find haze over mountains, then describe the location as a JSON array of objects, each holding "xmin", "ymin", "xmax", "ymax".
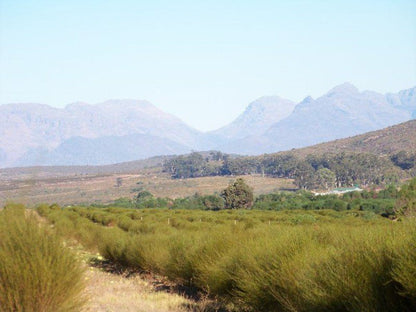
[{"xmin": 1, "ymin": 83, "xmax": 415, "ymax": 168}]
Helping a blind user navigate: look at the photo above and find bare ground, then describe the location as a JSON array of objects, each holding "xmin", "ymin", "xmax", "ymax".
[
  {"xmin": 0, "ymin": 167, "xmax": 295, "ymax": 207},
  {"xmin": 77, "ymin": 253, "xmax": 221, "ymax": 312},
  {"xmin": 83, "ymin": 266, "xmax": 192, "ymax": 312}
]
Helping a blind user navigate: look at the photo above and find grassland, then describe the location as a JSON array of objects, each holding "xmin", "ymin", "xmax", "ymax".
[{"xmin": 37, "ymin": 203, "xmax": 416, "ymax": 312}]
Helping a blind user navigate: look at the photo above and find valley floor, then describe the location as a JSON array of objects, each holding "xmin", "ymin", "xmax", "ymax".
[{"xmin": 0, "ymin": 168, "xmax": 295, "ymax": 207}]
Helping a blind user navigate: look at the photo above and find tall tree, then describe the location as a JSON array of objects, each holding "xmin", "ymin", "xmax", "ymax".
[{"xmin": 314, "ymin": 168, "xmax": 336, "ymax": 190}]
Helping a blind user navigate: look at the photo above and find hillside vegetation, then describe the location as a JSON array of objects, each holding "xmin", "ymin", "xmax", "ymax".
[
  {"xmin": 295, "ymin": 119, "xmax": 416, "ymax": 156},
  {"xmin": 164, "ymin": 120, "xmax": 416, "ymax": 189}
]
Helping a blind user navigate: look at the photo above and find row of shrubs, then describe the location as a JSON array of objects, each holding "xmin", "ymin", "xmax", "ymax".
[
  {"xmin": 97, "ymin": 190, "xmax": 397, "ymax": 214},
  {"xmin": 98, "ymin": 180, "xmax": 414, "ymax": 218},
  {"xmin": 0, "ymin": 204, "xmax": 85, "ymax": 312},
  {"xmin": 38, "ymin": 203, "xmax": 416, "ymax": 311}
]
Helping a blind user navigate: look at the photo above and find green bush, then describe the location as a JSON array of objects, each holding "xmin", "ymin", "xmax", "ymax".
[
  {"xmin": 38, "ymin": 203, "xmax": 416, "ymax": 311},
  {"xmin": 0, "ymin": 204, "xmax": 86, "ymax": 312}
]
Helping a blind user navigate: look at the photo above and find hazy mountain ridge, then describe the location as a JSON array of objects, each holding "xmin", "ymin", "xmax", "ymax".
[
  {"xmin": 0, "ymin": 100, "xmax": 201, "ymax": 167},
  {"xmin": 262, "ymin": 83, "xmax": 413, "ymax": 153},
  {"xmin": 16, "ymin": 133, "xmax": 191, "ymax": 166},
  {"xmin": 220, "ymin": 83, "xmax": 415, "ymax": 155},
  {"xmin": 1, "ymin": 84, "xmax": 415, "ymax": 167},
  {"xmin": 3, "ymin": 119, "xmax": 414, "ymax": 179},
  {"xmin": 211, "ymin": 96, "xmax": 296, "ymax": 139}
]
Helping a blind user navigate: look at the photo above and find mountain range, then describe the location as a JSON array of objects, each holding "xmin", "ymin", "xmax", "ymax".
[{"xmin": 0, "ymin": 83, "xmax": 415, "ymax": 168}]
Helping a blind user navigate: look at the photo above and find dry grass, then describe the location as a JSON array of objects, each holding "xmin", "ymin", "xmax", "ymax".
[
  {"xmin": 83, "ymin": 267, "xmax": 191, "ymax": 312},
  {"xmin": 0, "ymin": 167, "xmax": 295, "ymax": 206}
]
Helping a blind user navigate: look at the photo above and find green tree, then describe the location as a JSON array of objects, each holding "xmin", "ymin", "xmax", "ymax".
[
  {"xmin": 391, "ymin": 151, "xmax": 416, "ymax": 170},
  {"xmin": 221, "ymin": 178, "xmax": 254, "ymax": 209},
  {"xmin": 314, "ymin": 168, "xmax": 336, "ymax": 190},
  {"xmin": 293, "ymin": 161, "xmax": 315, "ymax": 190},
  {"xmin": 163, "ymin": 152, "xmax": 207, "ymax": 178},
  {"xmin": 136, "ymin": 190, "xmax": 154, "ymax": 203}
]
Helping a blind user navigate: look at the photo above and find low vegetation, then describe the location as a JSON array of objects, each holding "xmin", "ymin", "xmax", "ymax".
[
  {"xmin": 35, "ymin": 179, "xmax": 416, "ymax": 311},
  {"xmin": 0, "ymin": 204, "xmax": 86, "ymax": 312},
  {"xmin": 98, "ymin": 178, "xmax": 404, "ymax": 218}
]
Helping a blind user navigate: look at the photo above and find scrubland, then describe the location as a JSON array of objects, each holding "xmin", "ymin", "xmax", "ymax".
[
  {"xmin": 34, "ymin": 204, "xmax": 416, "ymax": 312},
  {"xmin": 2, "ymin": 177, "xmax": 415, "ymax": 311}
]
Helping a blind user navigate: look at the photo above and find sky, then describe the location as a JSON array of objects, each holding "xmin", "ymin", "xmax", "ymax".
[{"xmin": 1, "ymin": 0, "xmax": 415, "ymax": 131}]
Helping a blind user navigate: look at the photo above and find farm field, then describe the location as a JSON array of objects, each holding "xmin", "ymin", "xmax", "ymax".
[
  {"xmin": 0, "ymin": 206, "xmax": 203, "ymax": 312},
  {"xmin": 0, "ymin": 167, "xmax": 295, "ymax": 207},
  {"xmin": 2, "ymin": 177, "xmax": 415, "ymax": 311},
  {"xmin": 35, "ymin": 203, "xmax": 416, "ymax": 312}
]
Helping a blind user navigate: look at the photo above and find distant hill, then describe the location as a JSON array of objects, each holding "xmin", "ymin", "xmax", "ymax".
[
  {"xmin": 291, "ymin": 119, "xmax": 416, "ymax": 157},
  {"xmin": 0, "ymin": 155, "xmax": 173, "ymax": 180}
]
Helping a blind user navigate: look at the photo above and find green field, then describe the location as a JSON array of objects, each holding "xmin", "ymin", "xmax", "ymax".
[{"xmin": 35, "ymin": 203, "xmax": 416, "ymax": 312}]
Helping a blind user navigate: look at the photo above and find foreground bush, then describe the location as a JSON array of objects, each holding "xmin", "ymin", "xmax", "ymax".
[{"xmin": 0, "ymin": 204, "xmax": 85, "ymax": 312}]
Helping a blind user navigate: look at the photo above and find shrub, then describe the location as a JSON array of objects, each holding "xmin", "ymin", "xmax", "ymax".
[
  {"xmin": 392, "ymin": 221, "xmax": 416, "ymax": 299},
  {"xmin": 0, "ymin": 204, "xmax": 86, "ymax": 311}
]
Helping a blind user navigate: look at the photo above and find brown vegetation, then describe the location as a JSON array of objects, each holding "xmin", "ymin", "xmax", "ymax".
[{"xmin": 0, "ymin": 167, "xmax": 294, "ymax": 207}]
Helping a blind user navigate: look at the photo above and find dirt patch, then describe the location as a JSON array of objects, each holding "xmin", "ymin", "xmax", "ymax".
[
  {"xmin": 84, "ymin": 258, "xmax": 225, "ymax": 312},
  {"xmin": 83, "ymin": 263, "xmax": 191, "ymax": 312}
]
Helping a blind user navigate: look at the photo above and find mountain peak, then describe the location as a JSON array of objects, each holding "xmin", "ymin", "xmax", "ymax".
[
  {"xmin": 246, "ymin": 96, "xmax": 293, "ymax": 111},
  {"xmin": 211, "ymin": 95, "xmax": 295, "ymax": 139},
  {"xmin": 301, "ymin": 96, "xmax": 314, "ymax": 104},
  {"xmin": 327, "ymin": 82, "xmax": 359, "ymax": 95}
]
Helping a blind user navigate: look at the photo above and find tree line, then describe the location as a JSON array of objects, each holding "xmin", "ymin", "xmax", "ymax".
[
  {"xmin": 163, "ymin": 151, "xmax": 416, "ymax": 189},
  {"xmin": 99, "ymin": 177, "xmax": 416, "ymax": 218}
]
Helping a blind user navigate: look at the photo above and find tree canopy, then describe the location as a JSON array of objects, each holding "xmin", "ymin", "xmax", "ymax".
[{"xmin": 221, "ymin": 178, "xmax": 254, "ymax": 209}]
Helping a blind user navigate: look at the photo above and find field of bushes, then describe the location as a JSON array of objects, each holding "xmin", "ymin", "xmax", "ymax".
[
  {"xmin": 1, "ymin": 178, "xmax": 415, "ymax": 311},
  {"xmin": 36, "ymin": 201, "xmax": 416, "ymax": 311}
]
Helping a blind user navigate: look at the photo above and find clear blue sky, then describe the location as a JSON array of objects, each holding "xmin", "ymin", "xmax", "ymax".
[{"xmin": 1, "ymin": 0, "xmax": 415, "ymax": 131}]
